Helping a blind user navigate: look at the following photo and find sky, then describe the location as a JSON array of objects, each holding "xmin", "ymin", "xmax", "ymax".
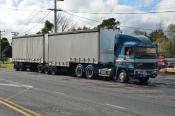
[{"xmin": 0, "ymin": 0, "xmax": 175, "ymax": 42}]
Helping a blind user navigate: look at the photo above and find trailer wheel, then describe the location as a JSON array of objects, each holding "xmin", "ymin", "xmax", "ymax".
[
  {"xmin": 19, "ymin": 63, "xmax": 25, "ymax": 71},
  {"xmin": 118, "ymin": 70, "xmax": 129, "ymax": 83},
  {"xmin": 44, "ymin": 65, "xmax": 50, "ymax": 74},
  {"xmin": 14, "ymin": 63, "xmax": 19, "ymax": 71},
  {"xmin": 50, "ymin": 66, "xmax": 57, "ymax": 75},
  {"xmin": 37, "ymin": 64, "xmax": 43, "ymax": 73},
  {"xmin": 75, "ymin": 64, "xmax": 84, "ymax": 78},
  {"xmin": 85, "ymin": 65, "xmax": 95, "ymax": 79}
]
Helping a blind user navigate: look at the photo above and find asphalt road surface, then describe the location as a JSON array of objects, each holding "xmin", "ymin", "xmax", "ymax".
[{"xmin": 0, "ymin": 69, "xmax": 175, "ymax": 116}]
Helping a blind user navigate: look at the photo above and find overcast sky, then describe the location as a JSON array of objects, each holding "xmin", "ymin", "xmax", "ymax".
[{"xmin": 0, "ymin": 0, "xmax": 175, "ymax": 42}]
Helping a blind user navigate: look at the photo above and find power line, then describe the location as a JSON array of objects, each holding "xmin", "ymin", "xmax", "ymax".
[
  {"xmin": 48, "ymin": 0, "xmax": 64, "ymax": 33},
  {"xmin": 0, "ymin": 7, "xmax": 47, "ymax": 12},
  {"xmin": 64, "ymin": 11, "xmax": 155, "ymax": 31},
  {"xmin": 22, "ymin": 12, "xmax": 46, "ymax": 30},
  {"xmin": 20, "ymin": 10, "xmax": 43, "ymax": 31},
  {"xmin": 66, "ymin": 10, "xmax": 175, "ymax": 15},
  {"xmin": 64, "ymin": 11, "xmax": 100, "ymax": 23},
  {"xmin": 21, "ymin": 11, "xmax": 52, "ymax": 35}
]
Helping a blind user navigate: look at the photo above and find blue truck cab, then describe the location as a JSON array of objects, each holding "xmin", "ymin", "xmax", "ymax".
[{"xmin": 113, "ymin": 34, "xmax": 158, "ymax": 83}]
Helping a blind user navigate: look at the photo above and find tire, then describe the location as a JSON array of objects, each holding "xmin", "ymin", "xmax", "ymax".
[
  {"xmin": 75, "ymin": 64, "xmax": 84, "ymax": 78},
  {"xmin": 50, "ymin": 66, "xmax": 57, "ymax": 75},
  {"xmin": 37, "ymin": 64, "xmax": 43, "ymax": 73},
  {"xmin": 19, "ymin": 63, "xmax": 25, "ymax": 71},
  {"xmin": 14, "ymin": 63, "xmax": 19, "ymax": 71},
  {"xmin": 44, "ymin": 65, "xmax": 50, "ymax": 74},
  {"xmin": 85, "ymin": 65, "xmax": 95, "ymax": 79},
  {"xmin": 118, "ymin": 70, "xmax": 129, "ymax": 83}
]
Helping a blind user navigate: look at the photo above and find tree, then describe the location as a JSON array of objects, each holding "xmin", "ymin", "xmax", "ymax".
[
  {"xmin": 167, "ymin": 24, "xmax": 175, "ymax": 56},
  {"xmin": 133, "ymin": 29, "xmax": 147, "ymax": 36},
  {"xmin": 167, "ymin": 24, "xmax": 175, "ymax": 38},
  {"xmin": 57, "ymin": 13, "xmax": 75, "ymax": 32},
  {"xmin": 37, "ymin": 20, "xmax": 54, "ymax": 34},
  {"xmin": 68, "ymin": 26, "xmax": 91, "ymax": 32},
  {"xmin": 0, "ymin": 37, "xmax": 11, "ymax": 61},
  {"xmin": 2, "ymin": 46, "xmax": 12, "ymax": 58},
  {"xmin": 42, "ymin": 20, "xmax": 54, "ymax": 34},
  {"xmin": 149, "ymin": 29, "xmax": 167, "ymax": 42},
  {"xmin": 149, "ymin": 29, "xmax": 170, "ymax": 56},
  {"xmin": 97, "ymin": 18, "xmax": 120, "ymax": 29},
  {"xmin": 1, "ymin": 37, "xmax": 10, "ymax": 51}
]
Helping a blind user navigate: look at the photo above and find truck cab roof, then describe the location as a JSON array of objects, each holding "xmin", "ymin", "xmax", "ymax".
[{"xmin": 115, "ymin": 34, "xmax": 156, "ymax": 47}]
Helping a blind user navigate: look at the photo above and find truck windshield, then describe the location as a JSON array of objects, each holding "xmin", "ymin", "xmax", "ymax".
[{"xmin": 135, "ymin": 47, "xmax": 157, "ymax": 58}]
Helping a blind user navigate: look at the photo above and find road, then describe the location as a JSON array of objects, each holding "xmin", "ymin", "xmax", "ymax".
[{"xmin": 0, "ymin": 69, "xmax": 175, "ymax": 116}]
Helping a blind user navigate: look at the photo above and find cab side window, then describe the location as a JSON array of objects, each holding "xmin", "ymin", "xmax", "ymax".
[{"xmin": 124, "ymin": 47, "xmax": 133, "ymax": 57}]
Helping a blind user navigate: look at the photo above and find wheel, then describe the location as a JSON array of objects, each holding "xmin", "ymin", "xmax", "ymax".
[
  {"xmin": 75, "ymin": 64, "xmax": 84, "ymax": 78},
  {"xmin": 37, "ymin": 64, "xmax": 43, "ymax": 73},
  {"xmin": 19, "ymin": 63, "xmax": 25, "ymax": 71},
  {"xmin": 118, "ymin": 70, "xmax": 129, "ymax": 83},
  {"xmin": 44, "ymin": 65, "xmax": 50, "ymax": 74},
  {"xmin": 14, "ymin": 63, "xmax": 19, "ymax": 71},
  {"xmin": 85, "ymin": 65, "xmax": 95, "ymax": 79},
  {"xmin": 29, "ymin": 65, "xmax": 37, "ymax": 72},
  {"xmin": 50, "ymin": 66, "xmax": 57, "ymax": 75}
]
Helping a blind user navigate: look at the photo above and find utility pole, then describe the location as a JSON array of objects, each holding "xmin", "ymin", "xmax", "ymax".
[
  {"xmin": 54, "ymin": 0, "xmax": 57, "ymax": 33},
  {"xmin": 49, "ymin": 0, "xmax": 64, "ymax": 33},
  {"xmin": 0, "ymin": 30, "xmax": 5, "ymax": 63}
]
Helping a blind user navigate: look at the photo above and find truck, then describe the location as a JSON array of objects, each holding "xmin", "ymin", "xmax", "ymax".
[{"xmin": 12, "ymin": 29, "xmax": 158, "ymax": 83}]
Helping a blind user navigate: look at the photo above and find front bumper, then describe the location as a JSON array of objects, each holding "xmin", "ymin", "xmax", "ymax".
[{"xmin": 133, "ymin": 69, "xmax": 157, "ymax": 79}]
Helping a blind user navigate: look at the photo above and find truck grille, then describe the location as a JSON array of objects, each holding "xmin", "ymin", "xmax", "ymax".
[{"xmin": 135, "ymin": 63, "xmax": 155, "ymax": 69}]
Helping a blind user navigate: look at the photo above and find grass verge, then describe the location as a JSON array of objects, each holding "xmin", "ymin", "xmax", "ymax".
[{"xmin": 0, "ymin": 63, "xmax": 14, "ymax": 69}]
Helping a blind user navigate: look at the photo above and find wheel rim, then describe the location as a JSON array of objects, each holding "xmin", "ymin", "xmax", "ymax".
[
  {"xmin": 37, "ymin": 65, "xmax": 42, "ymax": 73},
  {"xmin": 119, "ymin": 72, "xmax": 126, "ymax": 81},
  {"xmin": 76, "ymin": 67, "xmax": 83, "ymax": 77},
  {"xmin": 51, "ymin": 67, "xmax": 56, "ymax": 75},
  {"xmin": 86, "ymin": 67, "xmax": 93, "ymax": 79},
  {"xmin": 45, "ymin": 67, "xmax": 49, "ymax": 74},
  {"xmin": 19, "ymin": 65, "xmax": 23, "ymax": 71}
]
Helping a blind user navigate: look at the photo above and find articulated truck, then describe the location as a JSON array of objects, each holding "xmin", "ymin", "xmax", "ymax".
[{"xmin": 12, "ymin": 29, "xmax": 158, "ymax": 83}]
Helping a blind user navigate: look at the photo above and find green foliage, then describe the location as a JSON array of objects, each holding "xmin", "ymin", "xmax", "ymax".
[
  {"xmin": 149, "ymin": 26, "xmax": 175, "ymax": 57},
  {"xmin": 1, "ymin": 37, "xmax": 10, "ymax": 51},
  {"xmin": 133, "ymin": 29, "xmax": 147, "ymax": 36},
  {"xmin": 37, "ymin": 20, "xmax": 54, "ymax": 34},
  {"xmin": 2, "ymin": 46, "xmax": 12, "ymax": 58},
  {"xmin": 167, "ymin": 24, "xmax": 175, "ymax": 38},
  {"xmin": 97, "ymin": 18, "xmax": 120, "ymax": 29},
  {"xmin": 68, "ymin": 26, "xmax": 90, "ymax": 32},
  {"xmin": 0, "ymin": 37, "xmax": 11, "ymax": 59},
  {"xmin": 149, "ymin": 29, "xmax": 167, "ymax": 42}
]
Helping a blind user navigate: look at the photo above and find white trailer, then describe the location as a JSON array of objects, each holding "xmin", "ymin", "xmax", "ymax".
[
  {"xmin": 12, "ymin": 28, "xmax": 158, "ymax": 83},
  {"xmin": 13, "ymin": 29, "xmax": 119, "ymax": 78}
]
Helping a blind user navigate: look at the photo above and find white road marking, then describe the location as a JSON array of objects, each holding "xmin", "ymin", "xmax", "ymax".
[
  {"xmin": 106, "ymin": 104, "xmax": 128, "ymax": 110},
  {"xmin": 0, "ymin": 78, "xmax": 33, "ymax": 89},
  {"xmin": 0, "ymin": 83, "xmax": 21, "ymax": 87},
  {"xmin": 55, "ymin": 91, "xmax": 65, "ymax": 95}
]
